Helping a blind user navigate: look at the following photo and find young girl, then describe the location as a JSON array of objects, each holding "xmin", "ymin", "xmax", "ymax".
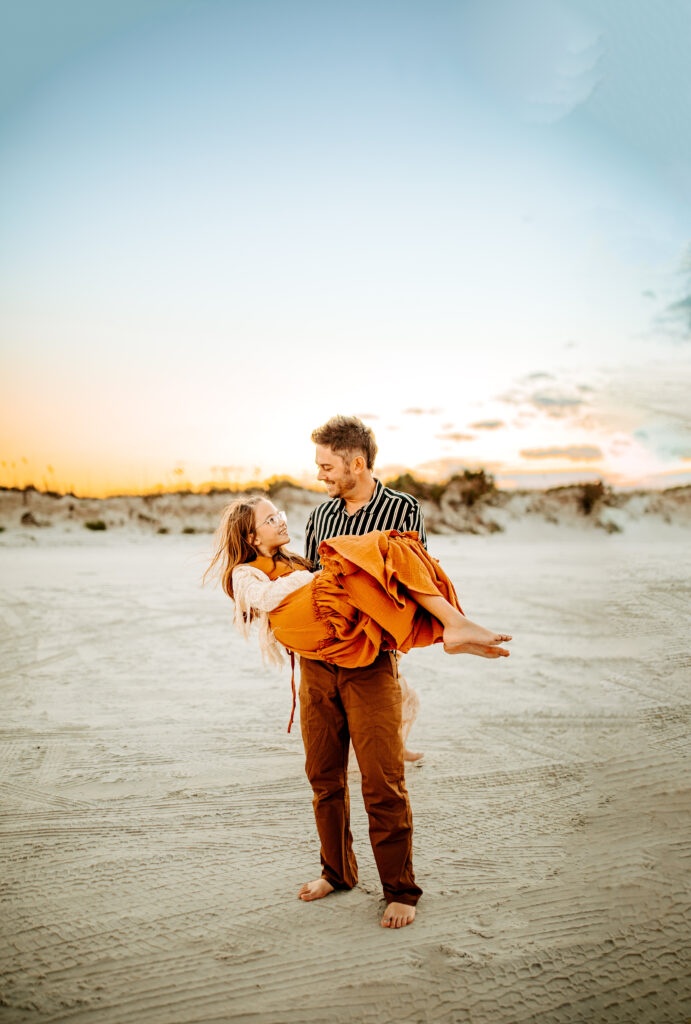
[{"xmin": 206, "ymin": 496, "xmax": 511, "ymax": 683}]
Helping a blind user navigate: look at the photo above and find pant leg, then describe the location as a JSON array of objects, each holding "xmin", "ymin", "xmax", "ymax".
[
  {"xmin": 339, "ymin": 651, "xmax": 423, "ymax": 906},
  {"xmin": 299, "ymin": 656, "xmax": 358, "ymax": 890}
]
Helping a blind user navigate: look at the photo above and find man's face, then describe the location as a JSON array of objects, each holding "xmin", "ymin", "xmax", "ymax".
[{"xmin": 315, "ymin": 444, "xmax": 357, "ymax": 498}]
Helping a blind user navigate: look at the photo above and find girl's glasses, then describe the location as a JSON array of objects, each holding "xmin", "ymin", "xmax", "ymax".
[{"xmin": 262, "ymin": 510, "xmax": 287, "ymax": 528}]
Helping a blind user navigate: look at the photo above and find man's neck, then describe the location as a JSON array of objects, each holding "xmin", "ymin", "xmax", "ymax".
[{"xmin": 342, "ymin": 476, "xmax": 376, "ymax": 516}]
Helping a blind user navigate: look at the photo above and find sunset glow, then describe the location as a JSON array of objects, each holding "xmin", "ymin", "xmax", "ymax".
[{"xmin": 2, "ymin": 1, "xmax": 690, "ymax": 496}]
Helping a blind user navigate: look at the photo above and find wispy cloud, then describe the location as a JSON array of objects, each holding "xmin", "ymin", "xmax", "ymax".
[
  {"xmin": 654, "ymin": 244, "xmax": 691, "ymax": 340},
  {"xmin": 403, "ymin": 407, "xmax": 443, "ymax": 415},
  {"xmin": 529, "ymin": 392, "xmax": 585, "ymax": 417},
  {"xmin": 416, "ymin": 457, "xmax": 504, "ymax": 477},
  {"xmin": 520, "ymin": 445, "xmax": 602, "ymax": 460},
  {"xmin": 469, "ymin": 419, "xmax": 504, "ymax": 430},
  {"xmin": 436, "ymin": 432, "xmax": 475, "ymax": 442},
  {"xmin": 663, "ymin": 295, "xmax": 691, "ymax": 338}
]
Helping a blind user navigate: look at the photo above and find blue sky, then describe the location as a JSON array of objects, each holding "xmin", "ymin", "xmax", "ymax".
[{"xmin": 1, "ymin": 0, "xmax": 690, "ymax": 494}]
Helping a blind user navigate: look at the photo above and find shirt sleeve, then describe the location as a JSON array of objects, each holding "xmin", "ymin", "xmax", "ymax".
[
  {"xmin": 408, "ymin": 500, "xmax": 427, "ymax": 548},
  {"xmin": 232, "ymin": 566, "xmax": 314, "ymax": 613},
  {"xmin": 304, "ymin": 510, "xmax": 318, "ymax": 568}
]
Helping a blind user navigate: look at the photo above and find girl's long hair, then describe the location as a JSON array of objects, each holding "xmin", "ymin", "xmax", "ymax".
[{"xmin": 204, "ymin": 496, "xmax": 311, "ymax": 600}]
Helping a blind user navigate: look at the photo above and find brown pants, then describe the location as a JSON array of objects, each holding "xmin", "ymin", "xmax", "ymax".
[{"xmin": 299, "ymin": 650, "xmax": 423, "ymax": 906}]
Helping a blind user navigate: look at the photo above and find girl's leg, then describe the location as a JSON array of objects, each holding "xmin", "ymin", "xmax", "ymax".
[
  {"xmin": 398, "ymin": 669, "xmax": 424, "ymax": 762},
  {"xmin": 407, "ymin": 588, "xmax": 512, "ymax": 658}
]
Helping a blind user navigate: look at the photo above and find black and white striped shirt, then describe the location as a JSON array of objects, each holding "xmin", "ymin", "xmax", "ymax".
[{"xmin": 305, "ymin": 478, "xmax": 427, "ymax": 569}]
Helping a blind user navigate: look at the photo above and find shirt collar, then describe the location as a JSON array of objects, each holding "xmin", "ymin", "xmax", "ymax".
[{"xmin": 337, "ymin": 477, "xmax": 382, "ymax": 513}]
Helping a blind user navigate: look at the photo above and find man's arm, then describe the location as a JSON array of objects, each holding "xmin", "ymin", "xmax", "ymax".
[
  {"xmin": 408, "ymin": 499, "xmax": 427, "ymax": 549},
  {"xmin": 304, "ymin": 510, "xmax": 318, "ymax": 568}
]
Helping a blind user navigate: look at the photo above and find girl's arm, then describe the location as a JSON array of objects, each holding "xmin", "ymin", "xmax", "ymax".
[{"xmin": 232, "ymin": 565, "xmax": 314, "ymax": 614}]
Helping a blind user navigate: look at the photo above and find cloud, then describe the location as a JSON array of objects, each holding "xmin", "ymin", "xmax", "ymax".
[
  {"xmin": 500, "ymin": 374, "xmax": 594, "ymax": 424},
  {"xmin": 655, "ymin": 244, "xmax": 691, "ymax": 340},
  {"xmin": 529, "ymin": 392, "xmax": 585, "ymax": 417},
  {"xmin": 355, "ymin": 412, "xmax": 379, "ymax": 420},
  {"xmin": 520, "ymin": 446, "xmax": 603, "ymax": 460},
  {"xmin": 523, "ymin": 372, "xmax": 555, "ymax": 382},
  {"xmin": 435, "ymin": 432, "xmax": 475, "ymax": 442},
  {"xmin": 663, "ymin": 295, "xmax": 691, "ymax": 337},
  {"xmin": 531, "ymin": 393, "xmax": 583, "ymax": 409},
  {"xmin": 416, "ymin": 457, "xmax": 504, "ymax": 477},
  {"xmin": 402, "ymin": 407, "xmax": 442, "ymax": 415},
  {"xmin": 469, "ymin": 420, "xmax": 504, "ymax": 430}
]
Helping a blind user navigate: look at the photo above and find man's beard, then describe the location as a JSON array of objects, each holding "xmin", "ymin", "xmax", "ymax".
[{"xmin": 331, "ymin": 472, "xmax": 357, "ymax": 497}]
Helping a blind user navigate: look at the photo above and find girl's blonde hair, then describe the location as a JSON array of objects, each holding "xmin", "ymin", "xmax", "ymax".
[{"xmin": 204, "ymin": 496, "xmax": 311, "ymax": 599}]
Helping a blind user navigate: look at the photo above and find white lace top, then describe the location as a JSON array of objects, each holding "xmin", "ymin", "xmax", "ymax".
[{"xmin": 231, "ymin": 564, "xmax": 314, "ymax": 666}]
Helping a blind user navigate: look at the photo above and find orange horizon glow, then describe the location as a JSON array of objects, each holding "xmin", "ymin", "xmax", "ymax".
[{"xmin": 2, "ymin": 462, "xmax": 689, "ymax": 499}]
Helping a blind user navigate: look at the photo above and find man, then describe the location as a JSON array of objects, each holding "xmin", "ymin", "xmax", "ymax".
[{"xmin": 298, "ymin": 415, "xmax": 427, "ymax": 929}]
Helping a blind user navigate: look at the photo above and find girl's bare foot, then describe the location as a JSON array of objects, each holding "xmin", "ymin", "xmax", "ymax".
[
  {"xmin": 298, "ymin": 878, "xmax": 334, "ymax": 901},
  {"xmin": 446, "ymin": 639, "xmax": 511, "ymax": 658},
  {"xmin": 403, "ymin": 748, "xmax": 424, "ymax": 763},
  {"xmin": 443, "ymin": 616, "xmax": 510, "ymax": 648},
  {"xmin": 443, "ymin": 618, "xmax": 511, "ymax": 657},
  {"xmin": 381, "ymin": 902, "xmax": 416, "ymax": 928}
]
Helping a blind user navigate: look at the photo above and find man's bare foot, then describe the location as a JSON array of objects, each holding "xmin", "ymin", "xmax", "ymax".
[
  {"xmin": 403, "ymin": 748, "xmax": 424, "ymax": 763},
  {"xmin": 381, "ymin": 902, "xmax": 416, "ymax": 928},
  {"xmin": 298, "ymin": 878, "xmax": 335, "ymax": 901}
]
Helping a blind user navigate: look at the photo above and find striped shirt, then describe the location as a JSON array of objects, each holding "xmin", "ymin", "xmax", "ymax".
[{"xmin": 305, "ymin": 478, "xmax": 427, "ymax": 569}]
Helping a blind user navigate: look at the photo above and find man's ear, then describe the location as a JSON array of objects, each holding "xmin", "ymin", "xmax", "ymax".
[{"xmin": 351, "ymin": 454, "xmax": 367, "ymax": 475}]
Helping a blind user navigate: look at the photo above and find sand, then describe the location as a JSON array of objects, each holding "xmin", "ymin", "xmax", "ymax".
[{"xmin": 1, "ymin": 531, "xmax": 689, "ymax": 1023}]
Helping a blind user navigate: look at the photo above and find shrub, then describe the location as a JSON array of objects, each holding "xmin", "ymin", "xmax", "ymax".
[
  {"xmin": 157, "ymin": 527, "xmax": 169, "ymax": 534},
  {"xmin": 580, "ymin": 481, "xmax": 605, "ymax": 516},
  {"xmin": 384, "ymin": 473, "xmax": 446, "ymax": 504},
  {"xmin": 182, "ymin": 526, "xmax": 196, "ymax": 534},
  {"xmin": 447, "ymin": 469, "xmax": 496, "ymax": 507},
  {"xmin": 266, "ymin": 476, "xmax": 300, "ymax": 497},
  {"xmin": 85, "ymin": 520, "xmax": 107, "ymax": 531}
]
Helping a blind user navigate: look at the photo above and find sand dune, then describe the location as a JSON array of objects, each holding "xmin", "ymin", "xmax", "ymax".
[
  {"xmin": 1, "ymin": 482, "xmax": 690, "ymax": 542},
  {"xmin": 1, "ymin": 532, "xmax": 689, "ymax": 1022}
]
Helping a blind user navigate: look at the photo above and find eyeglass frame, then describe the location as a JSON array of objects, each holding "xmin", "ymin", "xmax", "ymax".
[{"xmin": 260, "ymin": 510, "xmax": 287, "ymax": 528}]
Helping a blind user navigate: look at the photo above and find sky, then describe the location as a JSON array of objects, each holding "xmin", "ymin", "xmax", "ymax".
[{"xmin": 1, "ymin": 0, "xmax": 690, "ymax": 495}]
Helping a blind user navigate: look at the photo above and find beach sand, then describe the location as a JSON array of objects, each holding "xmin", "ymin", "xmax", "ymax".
[{"xmin": 1, "ymin": 533, "xmax": 689, "ymax": 1023}]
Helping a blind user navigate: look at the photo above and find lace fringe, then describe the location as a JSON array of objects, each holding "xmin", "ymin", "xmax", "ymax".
[{"xmin": 233, "ymin": 590, "xmax": 286, "ymax": 668}]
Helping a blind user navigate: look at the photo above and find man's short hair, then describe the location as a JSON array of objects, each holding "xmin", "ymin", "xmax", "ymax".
[{"xmin": 311, "ymin": 415, "xmax": 378, "ymax": 470}]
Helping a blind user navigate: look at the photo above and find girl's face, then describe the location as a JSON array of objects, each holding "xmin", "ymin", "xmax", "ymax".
[{"xmin": 252, "ymin": 499, "xmax": 290, "ymax": 556}]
